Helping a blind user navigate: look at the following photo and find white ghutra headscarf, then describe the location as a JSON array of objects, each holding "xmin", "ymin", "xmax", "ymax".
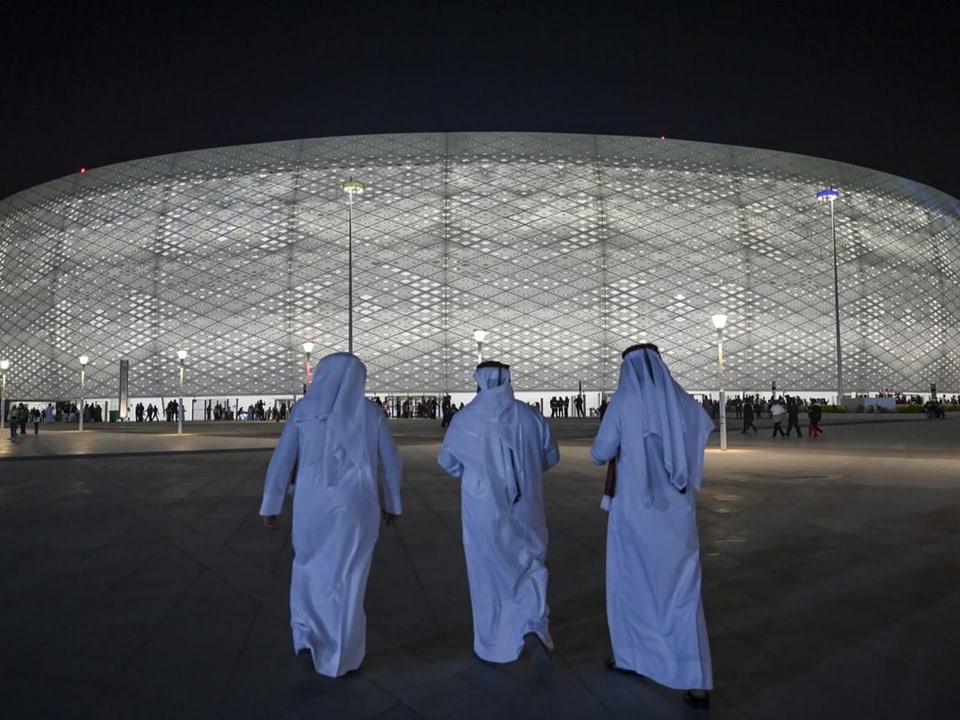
[
  {"xmin": 298, "ymin": 352, "xmax": 371, "ymax": 486},
  {"xmin": 469, "ymin": 362, "xmax": 518, "ymax": 448},
  {"xmin": 617, "ymin": 344, "xmax": 714, "ymax": 503}
]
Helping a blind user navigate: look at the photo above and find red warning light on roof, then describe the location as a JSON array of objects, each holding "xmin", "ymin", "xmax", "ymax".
[
  {"xmin": 79, "ymin": 167, "xmax": 87, "ymax": 173},
  {"xmin": 660, "ymin": 135, "xmax": 666, "ymax": 140}
]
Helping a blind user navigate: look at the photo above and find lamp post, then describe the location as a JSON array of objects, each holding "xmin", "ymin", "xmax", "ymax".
[
  {"xmin": 473, "ymin": 329, "xmax": 487, "ymax": 365},
  {"xmin": 343, "ymin": 178, "xmax": 365, "ymax": 353},
  {"xmin": 302, "ymin": 342, "xmax": 314, "ymax": 395},
  {"xmin": 817, "ymin": 188, "xmax": 843, "ymax": 406},
  {"xmin": 177, "ymin": 350, "xmax": 187, "ymax": 435},
  {"xmin": 711, "ymin": 314, "xmax": 728, "ymax": 451},
  {"xmin": 0, "ymin": 359, "xmax": 8, "ymax": 430},
  {"xmin": 78, "ymin": 355, "xmax": 89, "ymax": 432}
]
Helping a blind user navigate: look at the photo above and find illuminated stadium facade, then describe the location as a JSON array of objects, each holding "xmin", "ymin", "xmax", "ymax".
[{"xmin": 1, "ymin": 132, "xmax": 959, "ymax": 411}]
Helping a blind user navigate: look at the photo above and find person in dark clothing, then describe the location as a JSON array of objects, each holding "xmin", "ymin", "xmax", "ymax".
[
  {"xmin": 440, "ymin": 395, "xmax": 453, "ymax": 429},
  {"xmin": 808, "ymin": 402, "xmax": 823, "ymax": 437},
  {"xmin": 18, "ymin": 404, "xmax": 28, "ymax": 435},
  {"xmin": 741, "ymin": 401, "xmax": 758, "ymax": 434},
  {"xmin": 785, "ymin": 398, "xmax": 802, "ymax": 437}
]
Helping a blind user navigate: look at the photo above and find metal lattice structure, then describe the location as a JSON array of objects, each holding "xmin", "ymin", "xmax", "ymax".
[{"xmin": 1, "ymin": 132, "xmax": 959, "ymax": 400}]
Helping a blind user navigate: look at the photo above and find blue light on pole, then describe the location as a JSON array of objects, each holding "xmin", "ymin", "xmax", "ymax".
[{"xmin": 817, "ymin": 188, "xmax": 843, "ymax": 405}]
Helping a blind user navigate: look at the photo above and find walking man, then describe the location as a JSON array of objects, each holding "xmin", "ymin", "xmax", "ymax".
[
  {"xmin": 259, "ymin": 353, "xmax": 403, "ymax": 677},
  {"xmin": 591, "ymin": 343, "xmax": 714, "ymax": 710},
  {"xmin": 808, "ymin": 401, "xmax": 823, "ymax": 437},
  {"xmin": 437, "ymin": 360, "xmax": 559, "ymax": 664},
  {"xmin": 741, "ymin": 400, "xmax": 757, "ymax": 434},
  {"xmin": 770, "ymin": 398, "xmax": 786, "ymax": 437},
  {"xmin": 785, "ymin": 397, "xmax": 803, "ymax": 437}
]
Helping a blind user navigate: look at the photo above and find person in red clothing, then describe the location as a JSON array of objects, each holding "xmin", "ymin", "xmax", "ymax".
[{"xmin": 808, "ymin": 401, "xmax": 823, "ymax": 437}]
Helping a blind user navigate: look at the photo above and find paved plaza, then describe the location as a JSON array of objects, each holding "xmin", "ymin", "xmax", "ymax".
[{"xmin": 1, "ymin": 415, "xmax": 958, "ymax": 719}]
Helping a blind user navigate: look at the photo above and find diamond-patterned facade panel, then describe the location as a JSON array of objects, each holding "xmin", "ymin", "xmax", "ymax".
[{"xmin": 1, "ymin": 133, "xmax": 959, "ymax": 402}]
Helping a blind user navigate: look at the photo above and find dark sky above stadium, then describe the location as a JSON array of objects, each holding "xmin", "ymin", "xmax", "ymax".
[{"xmin": 3, "ymin": 1, "xmax": 958, "ymax": 201}]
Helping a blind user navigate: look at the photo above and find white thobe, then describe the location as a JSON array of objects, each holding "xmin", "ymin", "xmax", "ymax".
[
  {"xmin": 260, "ymin": 399, "xmax": 401, "ymax": 677},
  {"xmin": 438, "ymin": 383, "xmax": 559, "ymax": 663},
  {"xmin": 592, "ymin": 358, "xmax": 714, "ymax": 690}
]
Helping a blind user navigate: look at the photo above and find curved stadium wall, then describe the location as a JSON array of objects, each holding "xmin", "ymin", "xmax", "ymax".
[{"xmin": 1, "ymin": 132, "xmax": 958, "ymax": 403}]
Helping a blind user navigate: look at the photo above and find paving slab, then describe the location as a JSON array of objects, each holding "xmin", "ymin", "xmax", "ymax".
[{"xmin": 0, "ymin": 415, "xmax": 958, "ymax": 719}]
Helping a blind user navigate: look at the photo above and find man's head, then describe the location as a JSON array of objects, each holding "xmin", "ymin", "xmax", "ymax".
[
  {"xmin": 621, "ymin": 342, "xmax": 660, "ymax": 359},
  {"xmin": 619, "ymin": 343, "xmax": 667, "ymax": 387},
  {"xmin": 474, "ymin": 360, "xmax": 511, "ymax": 390},
  {"xmin": 308, "ymin": 352, "xmax": 367, "ymax": 403}
]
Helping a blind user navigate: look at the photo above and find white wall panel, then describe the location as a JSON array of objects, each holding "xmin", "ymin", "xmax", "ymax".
[{"xmin": 1, "ymin": 133, "xmax": 958, "ymax": 399}]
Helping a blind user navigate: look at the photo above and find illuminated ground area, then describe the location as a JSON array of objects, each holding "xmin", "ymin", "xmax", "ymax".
[{"xmin": 1, "ymin": 415, "xmax": 957, "ymax": 719}]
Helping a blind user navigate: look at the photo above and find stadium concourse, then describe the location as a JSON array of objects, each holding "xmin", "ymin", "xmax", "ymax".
[{"xmin": 1, "ymin": 414, "xmax": 958, "ymax": 719}]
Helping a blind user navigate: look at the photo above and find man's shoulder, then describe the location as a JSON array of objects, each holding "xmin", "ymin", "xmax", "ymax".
[
  {"xmin": 514, "ymin": 400, "xmax": 542, "ymax": 417},
  {"xmin": 515, "ymin": 401, "xmax": 553, "ymax": 430}
]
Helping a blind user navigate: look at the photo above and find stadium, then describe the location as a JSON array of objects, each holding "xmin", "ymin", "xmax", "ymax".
[{"xmin": 0, "ymin": 132, "xmax": 958, "ymax": 415}]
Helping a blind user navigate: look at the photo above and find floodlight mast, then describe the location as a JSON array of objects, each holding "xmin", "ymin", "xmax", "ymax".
[
  {"xmin": 817, "ymin": 188, "xmax": 843, "ymax": 405},
  {"xmin": 343, "ymin": 179, "xmax": 365, "ymax": 353}
]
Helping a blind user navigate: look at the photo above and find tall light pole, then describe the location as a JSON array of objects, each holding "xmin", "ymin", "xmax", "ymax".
[
  {"xmin": 817, "ymin": 188, "xmax": 843, "ymax": 405},
  {"xmin": 343, "ymin": 178, "xmax": 365, "ymax": 353},
  {"xmin": 0, "ymin": 359, "xmax": 8, "ymax": 431},
  {"xmin": 78, "ymin": 355, "xmax": 89, "ymax": 432},
  {"xmin": 473, "ymin": 329, "xmax": 487, "ymax": 365},
  {"xmin": 177, "ymin": 350, "xmax": 187, "ymax": 435},
  {"xmin": 302, "ymin": 342, "xmax": 314, "ymax": 395},
  {"xmin": 711, "ymin": 314, "xmax": 728, "ymax": 451}
]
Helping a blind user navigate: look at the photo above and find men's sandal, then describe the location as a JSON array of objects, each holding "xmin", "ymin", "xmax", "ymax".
[
  {"xmin": 297, "ymin": 648, "xmax": 313, "ymax": 673},
  {"xmin": 682, "ymin": 690, "xmax": 710, "ymax": 710}
]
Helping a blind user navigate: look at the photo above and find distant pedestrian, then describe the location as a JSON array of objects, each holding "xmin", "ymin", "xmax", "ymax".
[
  {"xmin": 770, "ymin": 399, "xmax": 786, "ymax": 437},
  {"xmin": 31, "ymin": 407, "xmax": 40, "ymax": 434},
  {"xmin": 785, "ymin": 398, "xmax": 802, "ymax": 437},
  {"xmin": 808, "ymin": 401, "xmax": 823, "ymax": 437},
  {"xmin": 741, "ymin": 401, "xmax": 757, "ymax": 434}
]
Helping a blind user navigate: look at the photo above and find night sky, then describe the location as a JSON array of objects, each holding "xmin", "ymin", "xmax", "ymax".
[{"xmin": 3, "ymin": 1, "xmax": 958, "ymax": 201}]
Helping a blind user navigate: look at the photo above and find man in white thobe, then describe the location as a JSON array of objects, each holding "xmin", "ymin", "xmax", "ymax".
[
  {"xmin": 437, "ymin": 360, "xmax": 559, "ymax": 663},
  {"xmin": 591, "ymin": 343, "xmax": 714, "ymax": 710},
  {"xmin": 260, "ymin": 352, "xmax": 402, "ymax": 677}
]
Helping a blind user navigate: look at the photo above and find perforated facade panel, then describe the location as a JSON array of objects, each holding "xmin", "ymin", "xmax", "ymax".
[{"xmin": 1, "ymin": 132, "xmax": 958, "ymax": 400}]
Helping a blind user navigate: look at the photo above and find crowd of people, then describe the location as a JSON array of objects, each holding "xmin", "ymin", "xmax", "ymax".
[
  {"xmin": 545, "ymin": 395, "xmax": 588, "ymax": 417},
  {"xmin": 727, "ymin": 395, "xmax": 825, "ymax": 438},
  {"xmin": 6, "ymin": 402, "xmax": 56, "ymax": 441},
  {"xmin": 6, "ymin": 402, "xmax": 95, "ymax": 440}
]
